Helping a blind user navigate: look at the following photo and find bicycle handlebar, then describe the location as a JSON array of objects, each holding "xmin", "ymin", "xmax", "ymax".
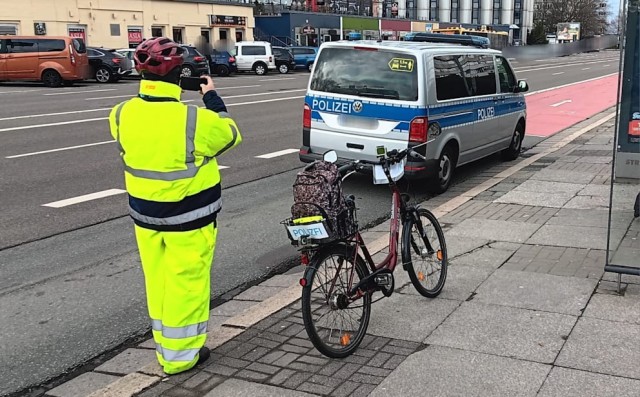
[{"xmin": 337, "ymin": 144, "xmax": 426, "ymax": 176}]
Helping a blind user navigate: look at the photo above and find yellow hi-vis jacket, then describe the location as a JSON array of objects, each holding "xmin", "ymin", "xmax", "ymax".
[{"xmin": 109, "ymin": 80, "xmax": 241, "ymax": 231}]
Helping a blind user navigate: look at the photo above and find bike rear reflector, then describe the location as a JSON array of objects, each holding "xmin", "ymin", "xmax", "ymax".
[
  {"xmin": 340, "ymin": 333, "xmax": 352, "ymax": 346},
  {"xmin": 299, "ymin": 278, "xmax": 308, "ymax": 287},
  {"xmin": 301, "ymin": 253, "xmax": 310, "ymax": 265}
]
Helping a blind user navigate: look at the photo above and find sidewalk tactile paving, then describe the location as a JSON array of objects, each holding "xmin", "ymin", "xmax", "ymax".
[
  {"xmin": 473, "ymin": 269, "xmax": 597, "ymax": 315},
  {"xmin": 426, "ymin": 301, "xmax": 576, "ymax": 363},
  {"xmin": 556, "ymin": 317, "xmax": 640, "ymax": 379},
  {"xmin": 368, "ymin": 345, "xmax": 550, "ymax": 397}
]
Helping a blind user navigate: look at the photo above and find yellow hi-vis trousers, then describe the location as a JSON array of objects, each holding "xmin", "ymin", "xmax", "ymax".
[{"xmin": 134, "ymin": 223, "xmax": 216, "ymax": 375}]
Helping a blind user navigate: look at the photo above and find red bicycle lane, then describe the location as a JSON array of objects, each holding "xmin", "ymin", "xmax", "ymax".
[{"xmin": 525, "ymin": 74, "xmax": 619, "ymax": 138}]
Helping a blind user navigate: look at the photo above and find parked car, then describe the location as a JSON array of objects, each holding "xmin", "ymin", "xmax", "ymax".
[
  {"xmin": 0, "ymin": 36, "xmax": 90, "ymax": 87},
  {"xmin": 180, "ymin": 45, "xmax": 210, "ymax": 77},
  {"xmin": 291, "ymin": 46, "xmax": 318, "ymax": 72},
  {"xmin": 301, "ymin": 34, "xmax": 528, "ymax": 193},
  {"xmin": 233, "ymin": 41, "xmax": 276, "ymax": 75},
  {"xmin": 207, "ymin": 49, "xmax": 237, "ymax": 77},
  {"xmin": 272, "ymin": 46, "xmax": 296, "ymax": 74},
  {"xmin": 116, "ymin": 48, "xmax": 139, "ymax": 76},
  {"xmin": 87, "ymin": 47, "xmax": 132, "ymax": 83}
]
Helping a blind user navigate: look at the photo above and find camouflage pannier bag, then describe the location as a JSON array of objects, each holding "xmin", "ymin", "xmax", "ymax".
[{"xmin": 291, "ymin": 160, "xmax": 356, "ymax": 240}]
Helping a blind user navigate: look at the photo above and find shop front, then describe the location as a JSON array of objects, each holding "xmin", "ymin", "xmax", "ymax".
[
  {"xmin": 255, "ymin": 12, "xmax": 340, "ymax": 47},
  {"xmin": 209, "ymin": 15, "xmax": 248, "ymax": 50},
  {"xmin": 380, "ymin": 19, "xmax": 411, "ymax": 40},
  {"xmin": 342, "ymin": 16, "xmax": 380, "ymax": 40}
]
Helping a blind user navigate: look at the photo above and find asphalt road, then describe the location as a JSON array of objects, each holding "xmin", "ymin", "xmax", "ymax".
[{"xmin": 0, "ymin": 49, "xmax": 620, "ymax": 395}]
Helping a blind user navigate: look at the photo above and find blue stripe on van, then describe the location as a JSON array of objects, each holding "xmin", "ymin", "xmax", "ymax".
[{"xmin": 306, "ymin": 95, "xmax": 425, "ymax": 122}]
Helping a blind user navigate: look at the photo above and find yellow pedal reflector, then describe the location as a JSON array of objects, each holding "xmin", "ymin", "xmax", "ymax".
[
  {"xmin": 417, "ymin": 271, "xmax": 425, "ymax": 281},
  {"xmin": 340, "ymin": 333, "xmax": 351, "ymax": 346},
  {"xmin": 437, "ymin": 250, "xmax": 443, "ymax": 261}
]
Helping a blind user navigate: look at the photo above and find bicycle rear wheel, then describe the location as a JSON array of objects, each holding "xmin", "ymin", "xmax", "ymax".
[
  {"xmin": 402, "ymin": 208, "xmax": 447, "ymax": 298},
  {"xmin": 301, "ymin": 245, "xmax": 371, "ymax": 358}
]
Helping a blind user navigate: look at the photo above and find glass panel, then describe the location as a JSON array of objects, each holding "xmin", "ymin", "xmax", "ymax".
[{"xmin": 434, "ymin": 55, "xmax": 472, "ymax": 100}]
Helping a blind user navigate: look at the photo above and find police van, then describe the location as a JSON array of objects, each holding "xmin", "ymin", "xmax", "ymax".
[{"xmin": 299, "ymin": 33, "xmax": 529, "ymax": 192}]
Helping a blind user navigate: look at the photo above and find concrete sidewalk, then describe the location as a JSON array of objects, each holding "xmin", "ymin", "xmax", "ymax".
[{"xmin": 46, "ymin": 107, "xmax": 640, "ymax": 397}]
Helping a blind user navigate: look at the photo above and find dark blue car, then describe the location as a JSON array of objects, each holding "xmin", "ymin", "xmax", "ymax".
[
  {"xmin": 291, "ymin": 47, "xmax": 318, "ymax": 72},
  {"xmin": 207, "ymin": 49, "xmax": 238, "ymax": 77}
]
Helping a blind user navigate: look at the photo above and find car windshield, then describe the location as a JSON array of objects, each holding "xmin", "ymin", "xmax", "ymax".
[{"xmin": 310, "ymin": 47, "xmax": 418, "ymax": 101}]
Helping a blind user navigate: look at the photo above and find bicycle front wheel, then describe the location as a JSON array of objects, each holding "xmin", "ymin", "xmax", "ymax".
[
  {"xmin": 402, "ymin": 208, "xmax": 447, "ymax": 298},
  {"xmin": 301, "ymin": 245, "xmax": 371, "ymax": 358}
]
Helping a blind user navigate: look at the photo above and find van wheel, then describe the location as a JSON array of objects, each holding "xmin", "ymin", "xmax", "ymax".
[
  {"xmin": 501, "ymin": 123, "xmax": 524, "ymax": 161},
  {"xmin": 216, "ymin": 65, "xmax": 230, "ymax": 77},
  {"xmin": 42, "ymin": 70, "xmax": 63, "ymax": 87},
  {"xmin": 95, "ymin": 67, "xmax": 111, "ymax": 83},
  {"xmin": 254, "ymin": 62, "xmax": 267, "ymax": 75},
  {"xmin": 429, "ymin": 146, "xmax": 457, "ymax": 194}
]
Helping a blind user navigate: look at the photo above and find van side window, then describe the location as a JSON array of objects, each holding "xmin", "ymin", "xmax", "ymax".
[
  {"xmin": 467, "ymin": 54, "xmax": 497, "ymax": 96},
  {"xmin": 434, "ymin": 55, "xmax": 472, "ymax": 101},
  {"xmin": 0, "ymin": 39, "xmax": 6, "ymax": 53},
  {"xmin": 243, "ymin": 46, "xmax": 266, "ymax": 56},
  {"xmin": 7, "ymin": 39, "xmax": 38, "ymax": 53},
  {"xmin": 496, "ymin": 56, "xmax": 517, "ymax": 93},
  {"xmin": 37, "ymin": 39, "xmax": 65, "ymax": 52}
]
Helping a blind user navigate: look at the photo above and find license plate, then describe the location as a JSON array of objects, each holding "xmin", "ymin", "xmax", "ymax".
[{"xmin": 287, "ymin": 222, "xmax": 329, "ymax": 240}]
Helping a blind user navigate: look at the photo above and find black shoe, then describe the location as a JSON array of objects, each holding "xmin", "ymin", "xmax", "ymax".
[{"xmin": 196, "ymin": 346, "xmax": 210, "ymax": 366}]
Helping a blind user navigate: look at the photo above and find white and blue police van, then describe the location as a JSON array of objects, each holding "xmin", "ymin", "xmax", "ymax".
[{"xmin": 299, "ymin": 32, "xmax": 529, "ymax": 193}]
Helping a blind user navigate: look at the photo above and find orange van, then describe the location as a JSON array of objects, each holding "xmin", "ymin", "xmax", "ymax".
[{"xmin": 0, "ymin": 36, "xmax": 90, "ymax": 87}]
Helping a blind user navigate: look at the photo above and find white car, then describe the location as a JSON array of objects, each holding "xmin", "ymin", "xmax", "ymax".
[
  {"xmin": 232, "ymin": 41, "xmax": 276, "ymax": 75},
  {"xmin": 116, "ymin": 48, "xmax": 139, "ymax": 76}
]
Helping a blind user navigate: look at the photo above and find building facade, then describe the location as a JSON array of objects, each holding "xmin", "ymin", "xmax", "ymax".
[{"xmin": 0, "ymin": 0, "xmax": 254, "ymax": 51}]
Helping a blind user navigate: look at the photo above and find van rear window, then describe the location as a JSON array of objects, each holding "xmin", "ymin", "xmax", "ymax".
[
  {"xmin": 310, "ymin": 47, "xmax": 418, "ymax": 101},
  {"xmin": 72, "ymin": 38, "xmax": 86, "ymax": 53}
]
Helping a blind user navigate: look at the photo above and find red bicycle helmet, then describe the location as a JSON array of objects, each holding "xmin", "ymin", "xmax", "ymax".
[{"xmin": 134, "ymin": 37, "xmax": 185, "ymax": 76}]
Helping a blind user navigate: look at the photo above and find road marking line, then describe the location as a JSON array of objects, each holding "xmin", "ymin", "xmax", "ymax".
[
  {"xmin": 524, "ymin": 73, "xmax": 618, "ymax": 96},
  {"xmin": 43, "ymin": 89, "xmax": 117, "ymax": 96},
  {"xmin": 255, "ymin": 148, "xmax": 299, "ymax": 159},
  {"xmin": 83, "ymin": 85, "xmax": 263, "ymax": 100},
  {"xmin": 551, "ymin": 99, "xmax": 572, "ymax": 107},
  {"xmin": 0, "ymin": 117, "xmax": 108, "ymax": 132},
  {"xmin": 43, "ymin": 189, "xmax": 126, "ymax": 208},
  {"xmin": 227, "ymin": 96, "xmax": 303, "ymax": 107},
  {"xmin": 0, "ymin": 108, "xmax": 111, "ymax": 121},
  {"xmin": 223, "ymin": 89, "xmax": 305, "ymax": 99},
  {"xmin": 582, "ymin": 67, "xmax": 591, "ymax": 70},
  {"xmin": 516, "ymin": 58, "xmax": 618, "ymax": 72},
  {"xmin": 604, "ymin": 64, "xmax": 610, "ymax": 67},
  {"xmin": 218, "ymin": 165, "xmax": 229, "ymax": 169},
  {"xmin": 0, "ymin": 89, "xmax": 38, "ymax": 94},
  {"xmin": 6, "ymin": 140, "xmax": 115, "ymax": 158},
  {"xmin": 552, "ymin": 72, "xmax": 565, "ymax": 75},
  {"xmin": 260, "ymin": 77, "xmax": 296, "ymax": 81}
]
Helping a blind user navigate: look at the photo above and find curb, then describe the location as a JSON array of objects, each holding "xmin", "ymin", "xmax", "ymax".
[{"xmin": 73, "ymin": 109, "xmax": 618, "ymax": 397}]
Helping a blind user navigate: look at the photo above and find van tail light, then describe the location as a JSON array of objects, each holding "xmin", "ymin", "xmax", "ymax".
[
  {"xmin": 409, "ymin": 117, "xmax": 428, "ymax": 143},
  {"xmin": 112, "ymin": 58, "xmax": 122, "ymax": 64},
  {"xmin": 69, "ymin": 44, "xmax": 76, "ymax": 65},
  {"xmin": 194, "ymin": 56, "xmax": 205, "ymax": 62},
  {"xmin": 303, "ymin": 104, "xmax": 311, "ymax": 129}
]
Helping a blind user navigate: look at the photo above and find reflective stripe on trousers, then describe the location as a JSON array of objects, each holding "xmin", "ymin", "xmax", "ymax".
[{"xmin": 152, "ymin": 319, "xmax": 208, "ymax": 339}]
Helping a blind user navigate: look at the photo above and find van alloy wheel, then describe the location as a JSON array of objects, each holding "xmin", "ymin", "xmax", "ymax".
[{"xmin": 254, "ymin": 64, "xmax": 266, "ymax": 75}]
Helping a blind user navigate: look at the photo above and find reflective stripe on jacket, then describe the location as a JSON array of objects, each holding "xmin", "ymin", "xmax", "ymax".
[{"xmin": 109, "ymin": 80, "xmax": 241, "ymax": 231}]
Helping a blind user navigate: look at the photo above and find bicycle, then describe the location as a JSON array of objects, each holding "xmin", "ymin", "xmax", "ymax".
[{"xmin": 283, "ymin": 145, "xmax": 448, "ymax": 358}]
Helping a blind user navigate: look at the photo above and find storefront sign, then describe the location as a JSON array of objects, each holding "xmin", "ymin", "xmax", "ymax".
[
  {"xmin": 68, "ymin": 27, "xmax": 86, "ymax": 42},
  {"xmin": 209, "ymin": 15, "xmax": 246, "ymax": 26},
  {"xmin": 128, "ymin": 28, "xmax": 143, "ymax": 46},
  {"xmin": 301, "ymin": 25, "xmax": 316, "ymax": 34},
  {"xmin": 34, "ymin": 22, "xmax": 46, "ymax": 35}
]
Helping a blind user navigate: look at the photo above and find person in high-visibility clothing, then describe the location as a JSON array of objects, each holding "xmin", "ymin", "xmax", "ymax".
[{"xmin": 108, "ymin": 37, "xmax": 241, "ymax": 375}]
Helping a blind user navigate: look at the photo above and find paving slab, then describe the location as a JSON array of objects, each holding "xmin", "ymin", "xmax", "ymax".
[
  {"xmin": 369, "ymin": 345, "xmax": 550, "ymax": 397},
  {"xmin": 563, "ymin": 195, "xmax": 609, "ymax": 210},
  {"xmin": 94, "ymin": 348, "xmax": 153, "ymax": 375},
  {"xmin": 260, "ymin": 274, "xmax": 302, "ymax": 288},
  {"xmin": 538, "ymin": 367, "xmax": 640, "ymax": 397},
  {"xmin": 446, "ymin": 237, "xmax": 492, "ymax": 258},
  {"xmin": 449, "ymin": 245, "xmax": 517, "ymax": 270},
  {"xmin": 426, "ymin": 301, "xmax": 576, "ymax": 363},
  {"xmin": 367, "ymin": 293, "xmax": 460, "ymax": 342},
  {"xmin": 510, "ymin": 180, "xmax": 585, "ymax": 195},
  {"xmin": 47, "ymin": 372, "xmax": 121, "ymax": 397},
  {"xmin": 526, "ymin": 224, "xmax": 625, "ymax": 250},
  {"xmin": 583, "ymin": 284, "xmax": 640, "ymax": 325},
  {"xmin": 495, "ymin": 190, "xmax": 575, "ymax": 208},
  {"xmin": 208, "ymin": 315, "xmax": 232, "ymax": 329},
  {"xmin": 556, "ymin": 317, "xmax": 640, "ymax": 379},
  {"xmin": 578, "ymin": 184, "xmax": 610, "ymax": 197},
  {"xmin": 400, "ymin": 264, "xmax": 493, "ymax": 301},
  {"xmin": 204, "ymin": 378, "xmax": 318, "ymax": 396},
  {"xmin": 545, "ymin": 208, "xmax": 627, "ymax": 228},
  {"xmin": 212, "ymin": 299, "xmax": 257, "ymax": 317},
  {"xmin": 447, "ymin": 219, "xmax": 541, "ymax": 244},
  {"xmin": 233, "ymin": 286, "xmax": 287, "ymax": 302},
  {"xmin": 531, "ymin": 169, "xmax": 595, "ymax": 184},
  {"xmin": 473, "ymin": 269, "xmax": 596, "ymax": 315}
]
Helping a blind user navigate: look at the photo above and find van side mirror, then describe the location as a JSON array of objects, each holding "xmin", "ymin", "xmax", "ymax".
[{"xmin": 515, "ymin": 80, "xmax": 529, "ymax": 93}]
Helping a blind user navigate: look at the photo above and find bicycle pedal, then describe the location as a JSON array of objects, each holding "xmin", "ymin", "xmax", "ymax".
[{"xmin": 374, "ymin": 274, "xmax": 392, "ymax": 287}]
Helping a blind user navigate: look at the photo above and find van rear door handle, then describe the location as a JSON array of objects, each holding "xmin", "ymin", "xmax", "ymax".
[{"xmin": 347, "ymin": 143, "xmax": 364, "ymax": 150}]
